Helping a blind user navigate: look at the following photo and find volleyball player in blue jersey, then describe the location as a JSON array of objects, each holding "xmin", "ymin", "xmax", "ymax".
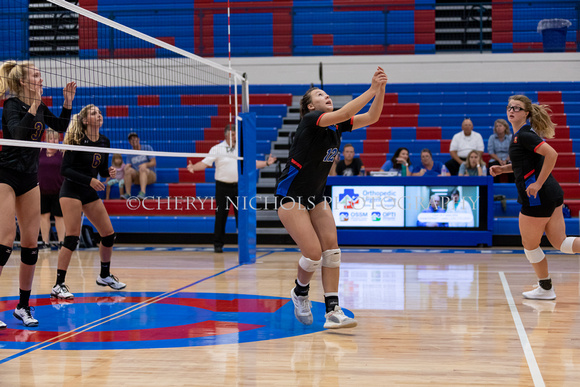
[
  {"xmin": 275, "ymin": 67, "xmax": 387, "ymax": 329},
  {"xmin": 0, "ymin": 60, "xmax": 76, "ymax": 327}
]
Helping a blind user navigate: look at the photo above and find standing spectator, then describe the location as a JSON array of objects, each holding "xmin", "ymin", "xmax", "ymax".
[
  {"xmin": 187, "ymin": 124, "xmax": 276, "ymax": 253},
  {"xmin": 329, "ymin": 144, "xmax": 365, "ymax": 176},
  {"xmin": 490, "ymin": 95, "xmax": 580, "ymax": 300},
  {"xmin": 105, "ymin": 154, "xmax": 125, "ymax": 200},
  {"xmin": 122, "ymin": 132, "xmax": 156, "ymax": 199},
  {"xmin": 413, "ymin": 148, "xmax": 449, "ymax": 176},
  {"xmin": 417, "ymin": 194, "xmax": 447, "ymax": 227},
  {"xmin": 445, "ymin": 119, "xmax": 484, "ymax": 175},
  {"xmin": 38, "ymin": 128, "xmax": 65, "ymax": 250},
  {"xmin": 0, "ymin": 60, "xmax": 75, "ymax": 327},
  {"xmin": 275, "ymin": 67, "xmax": 387, "ymax": 329},
  {"xmin": 381, "ymin": 147, "xmax": 413, "ymax": 176},
  {"xmin": 487, "ymin": 118, "xmax": 513, "ymax": 183},
  {"xmin": 51, "ymin": 104, "xmax": 125, "ymax": 300},
  {"xmin": 458, "ymin": 150, "xmax": 487, "ymax": 176}
]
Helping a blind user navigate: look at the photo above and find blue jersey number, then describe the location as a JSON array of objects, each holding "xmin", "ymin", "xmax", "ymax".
[{"xmin": 323, "ymin": 148, "xmax": 338, "ymax": 163}]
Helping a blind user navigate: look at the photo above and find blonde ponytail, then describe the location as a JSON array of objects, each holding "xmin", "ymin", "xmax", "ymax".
[
  {"xmin": 529, "ymin": 104, "xmax": 555, "ymax": 139},
  {"xmin": 64, "ymin": 104, "xmax": 94, "ymax": 145},
  {"xmin": 509, "ymin": 95, "xmax": 556, "ymax": 139},
  {"xmin": 0, "ymin": 60, "xmax": 34, "ymax": 99}
]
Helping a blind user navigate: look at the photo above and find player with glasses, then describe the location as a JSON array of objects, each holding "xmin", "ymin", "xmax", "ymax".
[{"xmin": 491, "ymin": 95, "xmax": 580, "ymax": 300}]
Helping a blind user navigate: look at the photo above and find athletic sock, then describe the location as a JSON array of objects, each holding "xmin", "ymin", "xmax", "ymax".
[
  {"xmin": 294, "ymin": 279, "xmax": 309, "ymax": 296},
  {"xmin": 100, "ymin": 261, "xmax": 111, "ymax": 278},
  {"xmin": 539, "ymin": 278, "xmax": 552, "ymax": 290},
  {"xmin": 17, "ymin": 289, "xmax": 31, "ymax": 309},
  {"xmin": 56, "ymin": 269, "xmax": 67, "ymax": 286},
  {"xmin": 324, "ymin": 294, "xmax": 339, "ymax": 313}
]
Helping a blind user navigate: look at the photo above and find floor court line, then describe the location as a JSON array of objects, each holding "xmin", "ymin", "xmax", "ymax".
[
  {"xmin": 498, "ymin": 271, "xmax": 545, "ymax": 387},
  {"xmin": 0, "ymin": 253, "xmax": 272, "ymax": 365}
]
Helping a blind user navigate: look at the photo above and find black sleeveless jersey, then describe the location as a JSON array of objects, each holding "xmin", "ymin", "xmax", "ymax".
[
  {"xmin": 276, "ymin": 110, "xmax": 353, "ymax": 198},
  {"xmin": 509, "ymin": 124, "xmax": 563, "ymax": 207},
  {"xmin": 61, "ymin": 134, "xmax": 111, "ymax": 187},
  {"xmin": 0, "ymin": 97, "xmax": 72, "ymax": 173}
]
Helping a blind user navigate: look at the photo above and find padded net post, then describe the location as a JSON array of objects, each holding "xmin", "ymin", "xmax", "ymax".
[{"xmin": 238, "ymin": 112, "xmax": 257, "ymax": 265}]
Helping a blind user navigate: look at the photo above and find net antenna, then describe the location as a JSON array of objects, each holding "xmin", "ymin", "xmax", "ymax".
[{"xmin": 1, "ymin": 0, "xmax": 255, "ymax": 263}]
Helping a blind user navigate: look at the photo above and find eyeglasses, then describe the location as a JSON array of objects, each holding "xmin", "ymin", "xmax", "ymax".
[{"xmin": 507, "ymin": 105, "xmax": 524, "ymax": 112}]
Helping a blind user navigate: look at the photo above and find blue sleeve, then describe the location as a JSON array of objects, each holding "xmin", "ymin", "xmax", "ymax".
[
  {"xmin": 487, "ymin": 135, "xmax": 496, "ymax": 154},
  {"xmin": 381, "ymin": 160, "xmax": 392, "ymax": 171},
  {"xmin": 458, "ymin": 162, "xmax": 466, "ymax": 175}
]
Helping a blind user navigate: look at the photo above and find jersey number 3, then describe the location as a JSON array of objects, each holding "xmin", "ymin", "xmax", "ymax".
[{"xmin": 323, "ymin": 148, "xmax": 338, "ymax": 163}]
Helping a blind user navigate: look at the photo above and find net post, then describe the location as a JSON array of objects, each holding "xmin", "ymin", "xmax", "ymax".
[
  {"xmin": 241, "ymin": 75, "xmax": 250, "ymax": 113},
  {"xmin": 238, "ymin": 112, "xmax": 257, "ymax": 265}
]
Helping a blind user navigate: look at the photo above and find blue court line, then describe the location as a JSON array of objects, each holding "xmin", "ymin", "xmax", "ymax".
[
  {"xmin": 0, "ymin": 251, "xmax": 273, "ymax": 365},
  {"xmin": 110, "ymin": 246, "xmax": 567, "ymax": 256}
]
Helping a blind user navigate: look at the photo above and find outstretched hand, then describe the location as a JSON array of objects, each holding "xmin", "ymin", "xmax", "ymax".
[
  {"xmin": 187, "ymin": 161, "xmax": 195, "ymax": 174},
  {"xmin": 371, "ymin": 66, "xmax": 388, "ymax": 91},
  {"xmin": 63, "ymin": 82, "xmax": 77, "ymax": 108}
]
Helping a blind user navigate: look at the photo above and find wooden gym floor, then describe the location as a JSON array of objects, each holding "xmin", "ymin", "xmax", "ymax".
[{"xmin": 0, "ymin": 245, "xmax": 579, "ymax": 386}]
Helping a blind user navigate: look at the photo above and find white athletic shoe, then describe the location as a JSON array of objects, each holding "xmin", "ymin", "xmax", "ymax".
[
  {"xmin": 13, "ymin": 306, "xmax": 39, "ymax": 327},
  {"xmin": 324, "ymin": 306, "xmax": 358, "ymax": 329},
  {"xmin": 291, "ymin": 287, "xmax": 313, "ymax": 325},
  {"xmin": 0, "ymin": 319, "xmax": 6, "ymax": 329},
  {"xmin": 522, "ymin": 283, "xmax": 556, "ymax": 300},
  {"xmin": 51, "ymin": 283, "xmax": 74, "ymax": 300},
  {"xmin": 96, "ymin": 274, "xmax": 126, "ymax": 290}
]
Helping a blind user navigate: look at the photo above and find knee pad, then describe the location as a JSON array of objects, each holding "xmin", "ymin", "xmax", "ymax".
[
  {"xmin": 100, "ymin": 233, "xmax": 116, "ymax": 248},
  {"xmin": 0, "ymin": 244, "xmax": 12, "ymax": 266},
  {"xmin": 63, "ymin": 235, "xmax": 80, "ymax": 252},
  {"xmin": 322, "ymin": 248, "xmax": 341, "ymax": 268},
  {"xmin": 20, "ymin": 247, "xmax": 38, "ymax": 266},
  {"xmin": 524, "ymin": 246, "xmax": 545, "ymax": 264},
  {"xmin": 298, "ymin": 256, "xmax": 321, "ymax": 272},
  {"xmin": 560, "ymin": 237, "xmax": 577, "ymax": 254}
]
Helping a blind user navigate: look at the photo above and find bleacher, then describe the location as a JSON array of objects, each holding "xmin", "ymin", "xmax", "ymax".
[{"xmin": 335, "ymin": 82, "xmax": 580, "ymax": 238}]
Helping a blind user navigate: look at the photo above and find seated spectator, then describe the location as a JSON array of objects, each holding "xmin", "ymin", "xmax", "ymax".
[
  {"xmin": 413, "ymin": 148, "xmax": 449, "ymax": 176},
  {"xmin": 417, "ymin": 194, "xmax": 447, "ymax": 227},
  {"xmin": 487, "ymin": 118, "xmax": 514, "ymax": 183},
  {"xmin": 381, "ymin": 147, "xmax": 413, "ymax": 176},
  {"xmin": 458, "ymin": 150, "xmax": 487, "ymax": 176},
  {"xmin": 446, "ymin": 188, "xmax": 474, "ymax": 227},
  {"xmin": 122, "ymin": 132, "xmax": 156, "ymax": 199},
  {"xmin": 330, "ymin": 143, "xmax": 365, "ymax": 176},
  {"xmin": 105, "ymin": 153, "xmax": 126, "ymax": 200},
  {"xmin": 445, "ymin": 119, "xmax": 484, "ymax": 175}
]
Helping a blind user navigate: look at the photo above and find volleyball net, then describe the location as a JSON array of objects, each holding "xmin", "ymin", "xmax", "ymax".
[{"xmin": 1, "ymin": 0, "xmax": 257, "ymax": 263}]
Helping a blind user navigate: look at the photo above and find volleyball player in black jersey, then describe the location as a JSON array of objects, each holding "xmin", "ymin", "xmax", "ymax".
[
  {"xmin": 51, "ymin": 104, "xmax": 126, "ymax": 300},
  {"xmin": 490, "ymin": 95, "xmax": 580, "ymax": 300},
  {"xmin": 275, "ymin": 67, "xmax": 387, "ymax": 329},
  {"xmin": 0, "ymin": 60, "xmax": 76, "ymax": 327}
]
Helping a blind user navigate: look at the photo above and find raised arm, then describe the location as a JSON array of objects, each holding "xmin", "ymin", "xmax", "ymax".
[
  {"xmin": 352, "ymin": 70, "xmax": 388, "ymax": 130},
  {"xmin": 318, "ymin": 67, "xmax": 388, "ymax": 128}
]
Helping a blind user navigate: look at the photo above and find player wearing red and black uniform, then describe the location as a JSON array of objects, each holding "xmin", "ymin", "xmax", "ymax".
[
  {"xmin": 276, "ymin": 110, "xmax": 353, "ymax": 209},
  {"xmin": 0, "ymin": 61, "xmax": 76, "ymax": 328},
  {"xmin": 510, "ymin": 124, "xmax": 563, "ymax": 217},
  {"xmin": 276, "ymin": 67, "xmax": 388, "ymax": 329},
  {"xmin": 51, "ymin": 104, "xmax": 125, "ymax": 302},
  {"xmin": 491, "ymin": 95, "xmax": 580, "ymax": 301}
]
